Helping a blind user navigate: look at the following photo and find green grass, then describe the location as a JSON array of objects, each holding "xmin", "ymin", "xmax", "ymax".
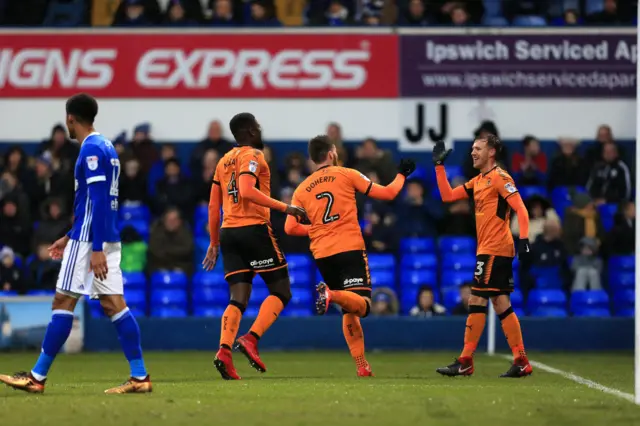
[{"xmin": 0, "ymin": 351, "xmax": 638, "ymax": 426}]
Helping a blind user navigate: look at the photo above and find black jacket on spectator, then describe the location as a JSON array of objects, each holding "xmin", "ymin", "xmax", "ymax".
[
  {"xmin": 27, "ymin": 259, "xmax": 60, "ymax": 291},
  {"xmin": 0, "ymin": 263, "xmax": 25, "ymax": 294},
  {"xmin": 547, "ymin": 153, "xmax": 590, "ymax": 189},
  {"xmin": 120, "ymin": 172, "xmax": 148, "ymax": 205},
  {"xmin": 153, "ymin": 177, "xmax": 195, "ymax": 218},
  {"xmin": 24, "ymin": 171, "xmax": 69, "ymax": 219},
  {"xmin": 587, "ymin": 160, "xmax": 632, "ymax": 203},
  {"xmin": 607, "ymin": 214, "xmax": 635, "ymax": 255},
  {"xmin": 0, "ymin": 198, "xmax": 31, "ymax": 257}
]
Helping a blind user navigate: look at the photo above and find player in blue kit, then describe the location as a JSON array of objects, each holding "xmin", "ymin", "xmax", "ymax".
[{"xmin": 0, "ymin": 94, "xmax": 151, "ymax": 394}]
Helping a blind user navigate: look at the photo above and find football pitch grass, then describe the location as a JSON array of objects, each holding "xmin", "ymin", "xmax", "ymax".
[{"xmin": 0, "ymin": 351, "xmax": 638, "ymax": 425}]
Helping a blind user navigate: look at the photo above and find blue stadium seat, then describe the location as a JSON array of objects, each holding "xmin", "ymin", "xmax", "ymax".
[
  {"xmin": 530, "ymin": 307, "xmax": 568, "ymax": 317},
  {"xmin": 151, "ymin": 289, "xmax": 187, "ymax": 309},
  {"xmin": 129, "ymin": 306, "xmax": 146, "ymax": 318},
  {"xmin": 280, "ymin": 308, "xmax": 313, "ymax": 317},
  {"xmin": 443, "ymin": 288, "xmax": 461, "ymax": 310},
  {"xmin": 482, "ymin": 0, "xmax": 503, "ymax": 17},
  {"xmin": 586, "ymin": 0, "xmax": 604, "ymax": 13},
  {"xmin": 615, "ymin": 308, "xmax": 634, "ymax": 318},
  {"xmin": 43, "ymin": 0, "xmax": 85, "ymax": 27},
  {"xmin": 512, "ymin": 15, "xmax": 547, "ymax": 26},
  {"xmin": 151, "ymin": 307, "xmax": 188, "ymax": 318},
  {"xmin": 194, "ymin": 205, "xmax": 209, "ymax": 223},
  {"xmin": 367, "ymin": 254, "xmax": 396, "ymax": 271},
  {"xmin": 570, "ymin": 290, "xmax": 609, "ymax": 313},
  {"xmin": 401, "ymin": 254, "xmax": 437, "ymax": 270},
  {"xmin": 573, "ymin": 307, "xmax": 611, "ymax": 317},
  {"xmin": 249, "ymin": 287, "xmax": 270, "ymax": 306},
  {"xmin": 244, "ymin": 308, "xmax": 260, "ymax": 317},
  {"xmin": 194, "ymin": 306, "xmax": 226, "ymax": 317},
  {"xmin": 123, "ymin": 271, "xmax": 147, "ymax": 289},
  {"xmin": 440, "ymin": 270, "xmax": 470, "ymax": 289},
  {"xmin": 120, "ymin": 204, "xmax": 150, "ymax": 222},
  {"xmin": 531, "ymin": 266, "xmax": 562, "ymax": 289},
  {"xmin": 371, "ymin": 270, "xmax": 395, "ymax": 287},
  {"xmin": 551, "ymin": 186, "xmax": 586, "ymax": 219},
  {"xmin": 290, "ymin": 288, "xmax": 312, "ymax": 307},
  {"xmin": 609, "ymin": 255, "xmax": 635, "ymax": 271},
  {"xmin": 315, "ymin": 269, "xmax": 324, "ymax": 283},
  {"xmin": 514, "ymin": 307, "xmax": 526, "ymax": 317},
  {"xmin": 286, "ymin": 254, "xmax": 312, "ymax": 270},
  {"xmin": 519, "ymin": 186, "xmax": 548, "ymax": 200},
  {"xmin": 527, "ymin": 289, "xmax": 567, "ymax": 311},
  {"xmin": 290, "ymin": 270, "xmax": 312, "ymax": 288},
  {"xmin": 192, "ymin": 271, "xmax": 226, "ymax": 288},
  {"xmin": 609, "ymin": 271, "xmax": 635, "ymax": 290},
  {"xmin": 598, "ymin": 203, "xmax": 618, "ymax": 232},
  {"xmin": 613, "ymin": 289, "xmax": 634, "ymax": 312},
  {"xmin": 193, "ymin": 288, "xmax": 229, "ymax": 305},
  {"xmin": 400, "ymin": 237, "xmax": 436, "ymax": 254},
  {"xmin": 511, "ymin": 289, "xmax": 523, "ymax": 310},
  {"xmin": 400, "ymin": 270, "xmax": 437, "ymax": 287},
  {"xmin": 121, "ymin": 219, "xmax": 150, "ymax": 241},
  {"xmin": 0, "ymin": 290, "xmax": 18, "ymax": 297},
  {"xmin": 439, "ymin": 237, "xmax": 476, "ymax": 254},
  {"xmin": 125, "ymin": 289, "xmax": 147, "ymax": 309},
  {"xmin": 441, "ymin": 254, "xmax": 476, "ymax": 272},
  {"xmin": 89, "ymin": 300, "xmax": 104, "ymax": 317},
  {"xmin": 26, "ymin": 290, "xmax": 55, "ymax": 296},
  {"xmin": 410, "ymin": 166, "xmax": 430, "ymax": 183},
  {"xmin": 151, "ymin": 271, "xmax": 188, "ymax": 289},
  {"xmin": 483, "ymin": 16, "xmax": 509, "ymax": 26}
]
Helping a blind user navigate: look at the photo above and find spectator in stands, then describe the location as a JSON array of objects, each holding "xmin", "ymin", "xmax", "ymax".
[
  {"xmin": 152, "ymin": 158, "xmax": 194, "ymax": 218},
  {"xmin": 563, "ymin": 193, "xmax": 605, "ymax": 255},
  {"xmin": 27, "ymin": 243, "xmax": 61, "ymax": 292},
  {"xmin": 113, "ymin": 0, "xmax": 155, "ymax": 26},
  {"xmin": 271, "ymin": 187, "xmax": 310, "ymax": 253},
  {"xmin": 571, "ymin": 237, "xmax": 603, "ymax": 291},
  {"xmin": 121, "ymin": 225, "xmax": 148, "ymax": 273},
  {"xmin": 148, "ymin": 208, "xmax": 194, "ymax": 275},
  {"xmin": 130, "ymin": 123, "xmax": 159, "ymax": 174},
  {"xmin": 410, "ymin": 286, "xmax": 446, "ymax": 317},
  {"xmin": 607, "ymin": 200, "xmax": 635, "ymax": 255},
  {"xmin": 38, "ymin": 124, "xmax": 79, "ymax": 174},
  {"xmin": 163, "ymin": 0, "xmax": 199, "ymax": 26},
  {"xmin": 120, "ymin": 158, "xmax": 148, "ymax": 205},
  {"xmin": 190, "ymin": 120, "xmax": 234, "ymax": 178},
  {"xmin": 0, "ymin": 195, "xmax": 31, "ymax": 257},
  {"xmin": 451, "ymin": 283, "xmax": 472, "ymax": 316},
  {"xmin": 511, "ymin": 135, "xmax": 547, "ymax": 185},
  {"xmin": 397, "ymin": 180, "xmax": 442, "ymax": 238},
  {"xmin": 363, "ymin": 205, "xmax": 398, "ymax": 253},
  {"xmin": 400, "ymin": 0, "xmax": 429, "ymax": 26},
  {"xmin": 354, "ymin": 138, "xmax": 396, "ymax": 185},
  {"xmin": 208, "ymin": 0, "xmax": 237, "ymax": 25},
  {"xmin": 246, "ymin": 0, "xmax": 282, "ymax": 26},
  {"xmin": 148, "ymin": 143, "xmax": 179, "ymax": 194},
  {"xmin": 552, "ymin": 8, "xmax": 581, "ymax": 25},
  {"xmin": 2, "ymin": 146, "xmax": 30, "ymax": 184},
  {"xmin": 370, "ymin": 287, "xmax": 399, "ymax": 316},
  {"xmin": 0, "ymin": 247, "xmax": 23, "ymax": 294},
  {"xmin": 282, "ymin": 152, "xmax": 308, "ymax": 190},
  {"xmin": 32, "ymin": 198, "xmax": 70, "ymax": 248},
  {"xmin": 585, "ymin": 124, "xmax": 620, "ymax": 170},
  {"xmin": 194, "ymin": 149, "xmax": 220, "ymax": 205},
  {"xmin": 449, "ymin": 4, "xmax": 470, "ymax": 25},
  {"xmin": 0, "ymin": 172, "xmax": 30, "ymax": 222},
  {"xmin": 587, "ymin": 142, "xmax": 632, "ymax": 204},
  {"xmin": 587, "ymin": 0, "xmax": 627, "ymax": 25},
  {"xmin": 511, "ymin": 195, "xmax": 559, "ymax": 242},
  {"xmin": 440, "ymin": 176, "xmax": 475, "ymax": 236},
  {"xmin": 309, "ymin": 0, "xmax": 354, "ymax": 26},
  {"xmin": 428, "ymin": 0, "xmax": 484, "ymax": 24},
  {"xmin": 326, "ymin": 122, "xmax": 349, "ymax": 166},
  {"xmin": 24, "ymin": 154, "xmax": 68, "ymax": 219},
  {"xmin": 113, "ymin": 132, "xmax": 127, "ymax": 158},
  {"xmin": 527, "ymin": 217, "xmax": 570, "ymax": 292},
  {"xmin": 502, "ymin": 0, "xmax": 548, "ymax": 22},
  {"xmin": 547, "ymin": 138, "xmax": 589, "ymax": 189},
  {"xmin": 361, "ymin": 10, "xmax": 381, "ymax": 26}
]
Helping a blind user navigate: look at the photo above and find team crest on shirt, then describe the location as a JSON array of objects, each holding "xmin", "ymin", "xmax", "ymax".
[
  {"xmin": 86, "ymin": 156, "xmax": 98, "ymax": 171},
  {"xmin": 504, "ymin": 182, "xmax": 517, "ymax": 193},
  {"xmin": 486, "ymin": 178, "xmax": 491, "ymax": 187},
  {"xmin": 249, "ymin": 160, "xmax": 258, "ymax": 173}
]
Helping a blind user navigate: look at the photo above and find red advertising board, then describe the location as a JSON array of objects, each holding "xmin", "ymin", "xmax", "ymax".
[{"xmin": 0, "ymin": 32, "xmax": 398, "ymax": 98}]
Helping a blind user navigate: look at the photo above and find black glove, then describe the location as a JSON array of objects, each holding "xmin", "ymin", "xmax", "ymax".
[
  {"xmin": 397, "ymin": 158, "xmax": 416, "ymax": 178},
  {"xmin": 432, "ymin": 141, "xmax": 452, "ymax": 166},
  {"xmin": 517, "ymin": 238, "xmax": 531, "ymax": 261},
  {"xmin": 286, "ymin": 205, "xmax": 310, "ymax": 224}
]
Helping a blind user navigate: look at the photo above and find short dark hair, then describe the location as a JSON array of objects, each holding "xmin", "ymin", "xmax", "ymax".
[
  {"xmin": 522, "ymin": 135, "xmax": 538, "ymax": 147},
  {"xmin": 308, "ymin": 135, "xmax": 334, "ymax": 163},
  {"xmin": 479, "ymin": 133, "xmax": 502, "ymax": 154},
  {"xmin": 66, "ymin": 93, "xmax": 98, "ymax": 125},
  {"xmin": 229, "ymin": 112, "xmax": 256, "ymax": 141}
]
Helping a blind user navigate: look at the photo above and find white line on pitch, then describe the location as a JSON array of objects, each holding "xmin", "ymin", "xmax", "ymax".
[{"xmin": 498, "ymin": 354, "xmax": 634, "ymax": 403}]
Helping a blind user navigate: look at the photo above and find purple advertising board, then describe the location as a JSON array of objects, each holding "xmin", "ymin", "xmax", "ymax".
[{"xmin": 400, "ymin": 34, "xmax": 636, "ymax": 98}]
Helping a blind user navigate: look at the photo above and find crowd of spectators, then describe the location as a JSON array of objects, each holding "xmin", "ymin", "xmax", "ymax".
[
  {"xmin": 0, "ymin": 115, "xmax": 634, "ymax": 317},
  {"xmin": 0, "ymin": 0, "xmax": 636, "ymax": 27}
]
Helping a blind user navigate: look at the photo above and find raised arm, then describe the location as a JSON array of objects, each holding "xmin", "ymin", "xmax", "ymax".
[
  {"xmin": 367, "ymin": 174, "xmax": 406, "ymax": 201},
  {"xmin": 435, "ymin": 166, "xmax": 469, "ymax": 203},
  {"xmin": 352, "ymin": 159, "xmax": 416, "ymax": 201}
]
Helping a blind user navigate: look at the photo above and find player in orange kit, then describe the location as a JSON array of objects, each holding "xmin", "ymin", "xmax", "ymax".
[
  {"xmin": 202, "ymin": 112, "xmax": 308, "ymax": 380},
  {"xmin": 433, "ymin": 136, "xmax": 533, "ymax": 378},
  {"xmin": 284, "ymin": 135, "xmax": 416, "ymax": 376}
]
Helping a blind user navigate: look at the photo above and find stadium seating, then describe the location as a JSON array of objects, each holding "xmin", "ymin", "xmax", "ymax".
[
  {"xmin": 400, "ymin": 270, "xmax": 438, "ymax": 287},
  {"xmin": 26, "ymin": 290, "xmax": 55, "ymax": 296},
  {"xmin": 613, "ymin": 290, "xmax": 634, "ymax": 316},
  {"xmin": 0, "ymin": 291, "xmax": 18, "ymax": 296},
  {"xmin": 151, "ymin": 289, "xmax": 188, "ymax": 309},
  {"xmin": 290, "ymin": 270, "xmax": 312, "ymax": 288},
  {"xmin": 194, "ymin": 306, "xmax": 226, "ymax": 317},
  {"xmin": 287, "ymin": 254, "xmax": 313, "ymax": 270},
  {"xmin": 511, "ymin": 290, "xmax": 524, "ymax": 310},
  {"xmin": 442, "ymin": 288, "xmax": 461, "ymax": 310},
  {"xmin": 370, "ymin": 270, "xmax": 395, "ymax": 287},
  {"xmin": 609, "ymin": 271, "xmax": 635, "ymax": 291},
  {"xmin": 151, "ymin": 271, "xmax": 188, "ymax": 289},
  {"xmin": 527, "ymin": 289, "xmax": 567, "ymax": 311},
  {"xmin": 43, "ymin": 0, "xmax": 85, "ymax": 27},
  {"xmin": 290, "ymin": 288, "xmax": 313, "ymax": 308},
  {"xmin": 573, "ymin": 307, "xmax": 611, "ymax": 317},
  {"xmin": 598, "ymin": 203, "xmax": 618, "ymax": 232},
  {"xmin": 519, "ymin": 186, "xmax": 548, "ymax": 200},
  {"xmin": 280, "ymin": 308, "xmax": 313, "ymax": 317},
  {"xmin": 249, "ymin": 287, "xmax": 270, "ymax": 306},
  {"xmin": 120, "ymin": 204, "xmax": 150, "ymax": 222},
  {"xmin": 123, "ymin": 271, "xmax": 147, "ymax": 289},
  {"xmin": 151, "ymin": 307, "xmax": 188, "ymax": 318},
  {"xmin": 570, "ymin": 290, "xmax": 609, "ymax": 313},
  {"xmin": 192, "ymin": 271, "xmax": 226, "ymax": 288},
  {"xmin": 125, "ymin": 289, "xmax": 147, "ymax": 312},
  {"xmin": 400, "ymin": 237, "xmax": 436, "ymax": 254},
  {"xmin": 121, "ymin": 219, "xmax": 150, "ymax": 241},
  {"xmin": 512, "ymin": 15, "xmax": 547, "ymax": 26},
  {"xmin": 530, "ymin": 266, "xmax": 562, "ymax": 289},
  {"xmin": 438, "ymin": 237, "xmax": 476, "ymax": 254},
  {"xmin": 401, "ymin": 254, "xmax": 438, "ymax": 270},
  {"xmin": 551, "ymin": 186, "xmax": 586, "ymax": 219},
  {"xmin": 441, "ymin": 254, "xmax": 476, "ymax": 272},
  {"xmin": 192, "ymin": 288, "xmax": 229, "ymax": 306},
  {"xmin": 440, "ymin": 270, "xmax": 470, "ymax": 289},
  {"xmin": 530, "ymin": 307, "xmax": 569, "ymax": 317},
  {"xmin": 609, "ymin": 255, "xmax": 636, "ymax": 272},
  {"xmin": 367, "ymin": 254, "xmax": 396, "ymax": 271}
]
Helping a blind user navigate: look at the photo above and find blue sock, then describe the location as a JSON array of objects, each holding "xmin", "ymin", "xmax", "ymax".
[
  {"xmin": 112, "ymin": 308, "xmax": 147, "ymax": 379},
  {"xmin": 32, "ymin": 310, "xmax": 74, "ymax": 380}
]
